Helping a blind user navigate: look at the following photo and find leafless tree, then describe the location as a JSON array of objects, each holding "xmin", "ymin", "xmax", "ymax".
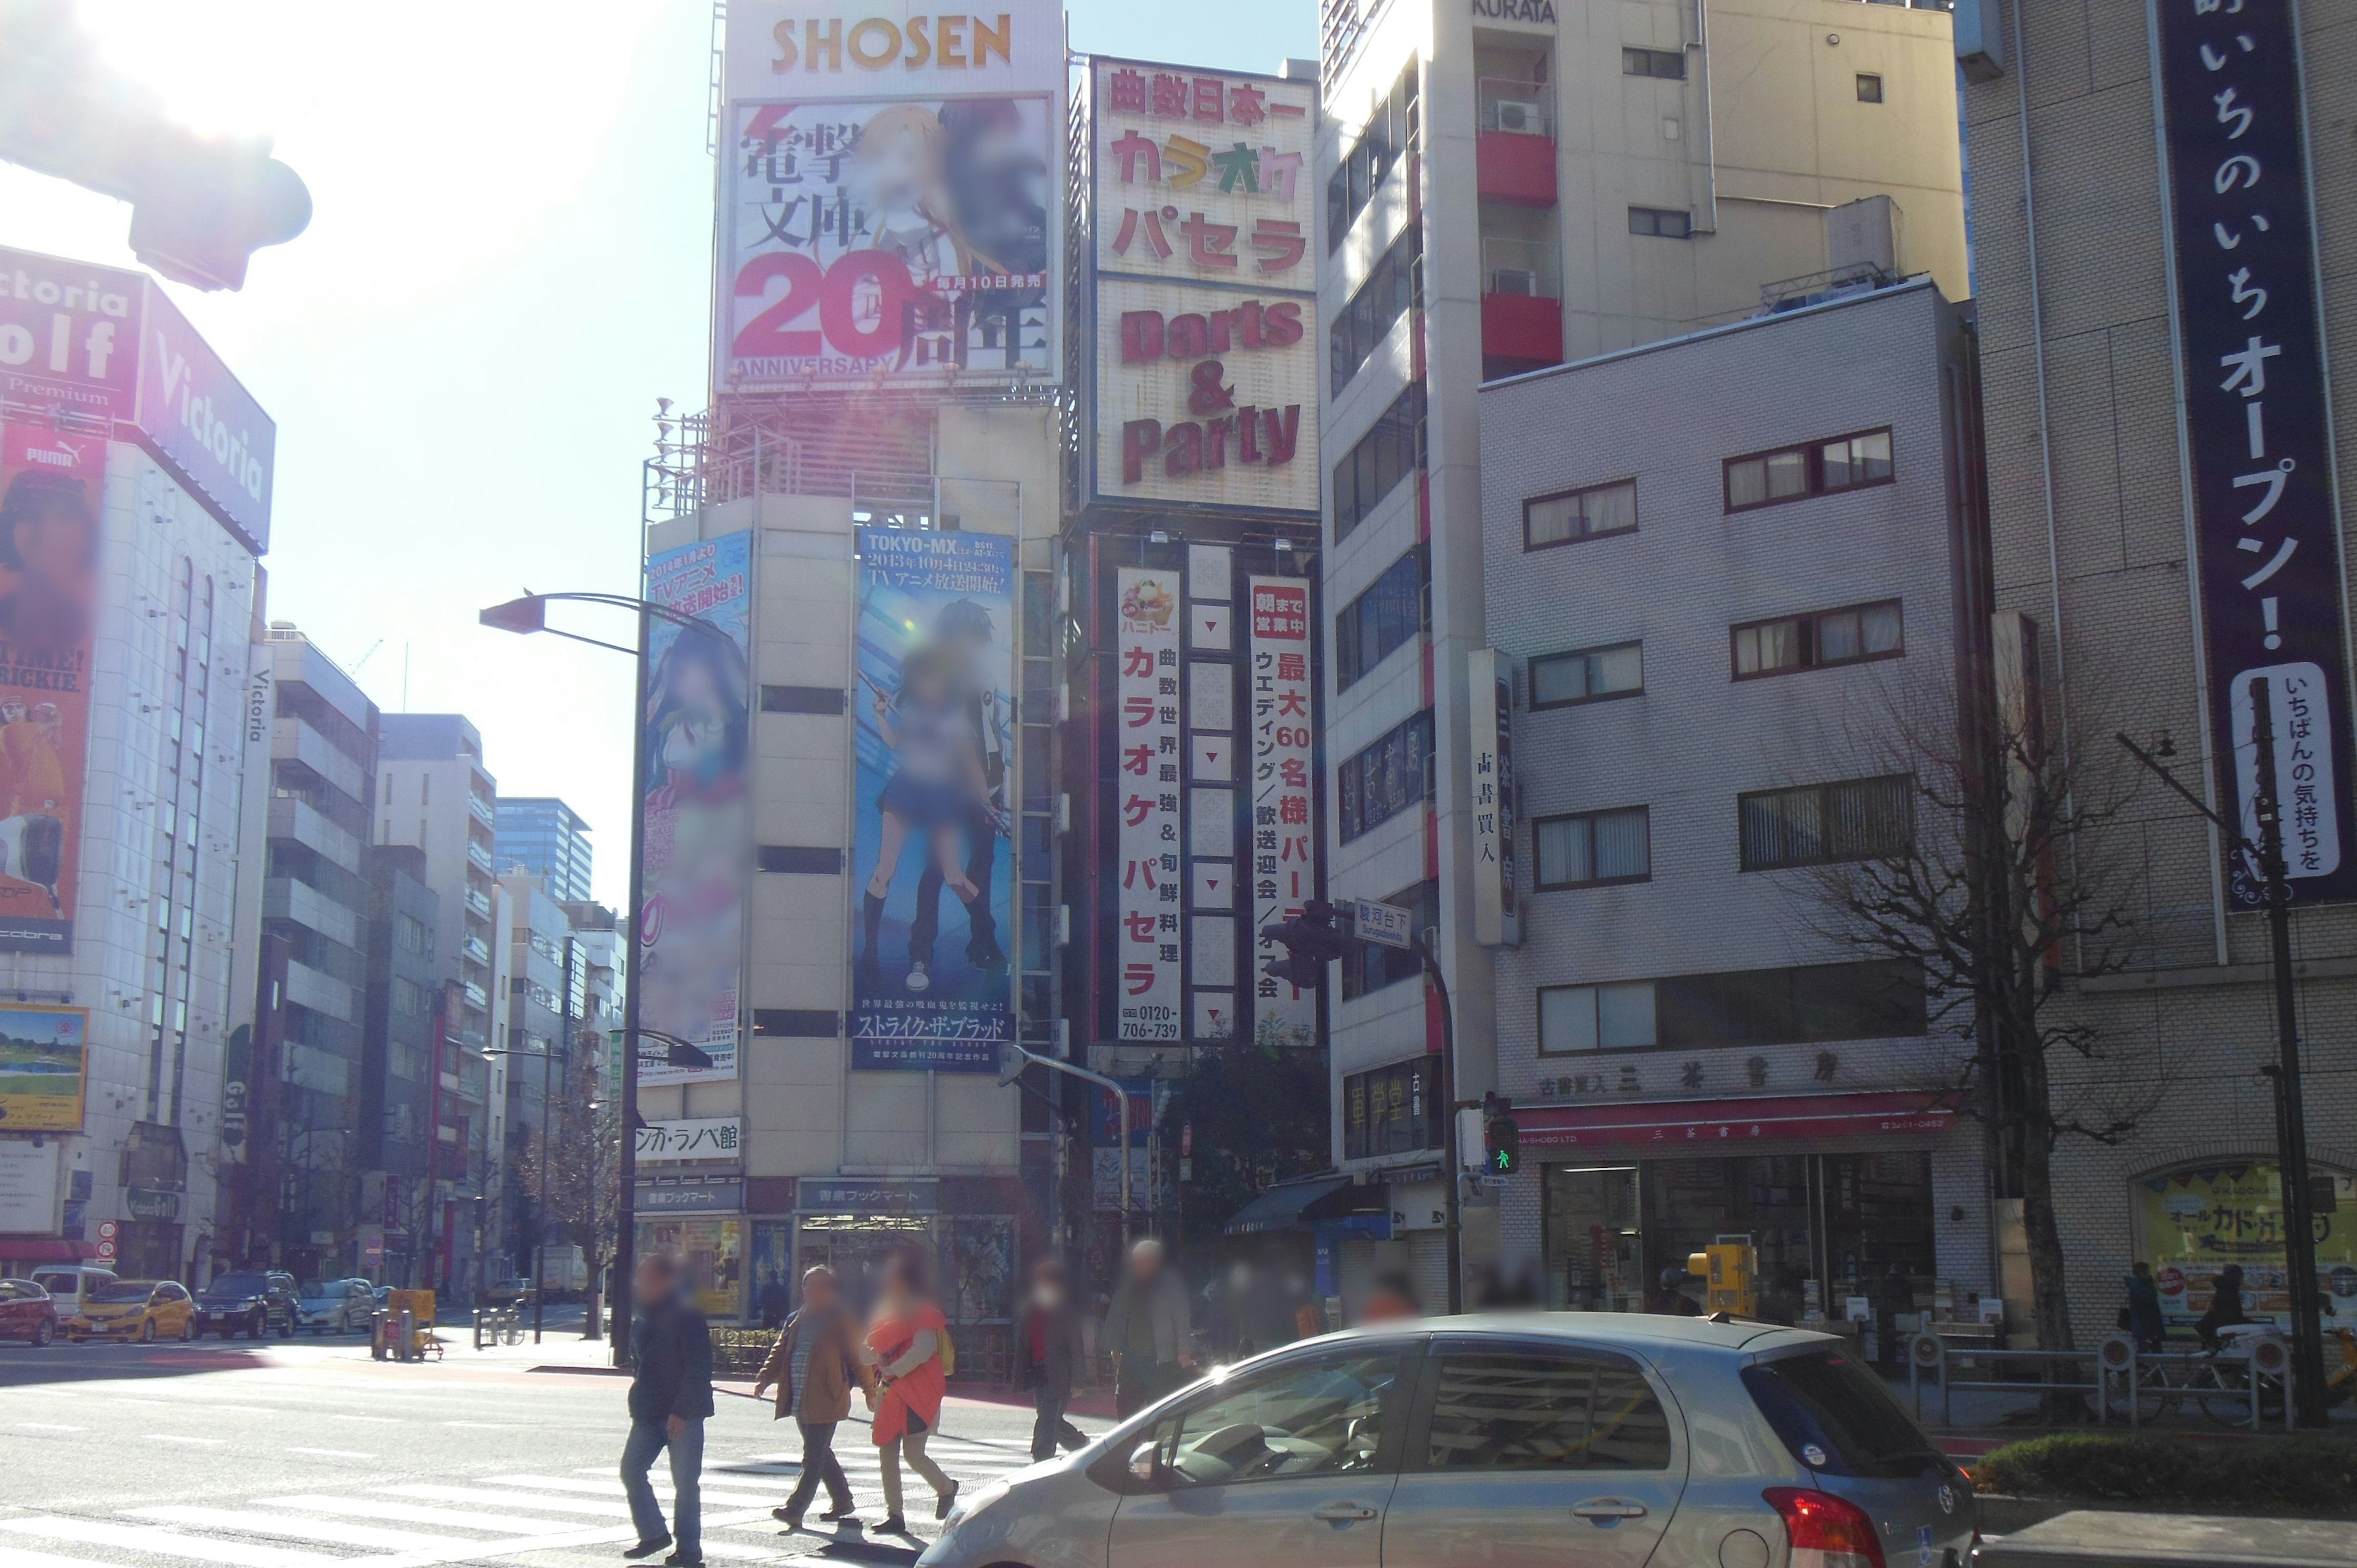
[
  {"xmin": 520, "ymin": 1063, "xmax": 621, "ymax": 1320},
  {"xmin": 1800, "ymin": 649, "xmax": 2162, "ymax": 1360}
]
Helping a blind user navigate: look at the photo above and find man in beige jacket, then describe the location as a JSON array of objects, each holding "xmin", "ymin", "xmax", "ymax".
[{"xmin": 754, "ymin": 1266, "xmax": 878, "ymax": 1531}]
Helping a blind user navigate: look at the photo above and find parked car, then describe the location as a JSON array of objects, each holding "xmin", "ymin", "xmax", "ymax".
[
  {"xmin": 194, "ymin": 1270, "xmax": 298, "ymax": 1339},
  {"xmin": 482, "ymin": 1276, "xmax": 536, "ymax": 1309},
  {"xmin": 917, "ymin": 1315, "xmax": 1978, "ymax": 1568},
  {"xmin": 297, "ymin": 1278, "xmax": 376, "ymax": 1335},
  {"xmin": 66, "ymin": 1278, "xmax": 195, "ymax": 1343},
  {"xmin": 0, "ymin": 1276, "xmax": 60, "ymax": 1345},
  {"xmin": 30, "ymin": 1264, "xmax": 118, "ymax": 1327}
]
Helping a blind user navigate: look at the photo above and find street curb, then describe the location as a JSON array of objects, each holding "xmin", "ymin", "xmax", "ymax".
[{"xmin": 527, "ymin": 1364, "xmax": 629, "ymax": 1375}]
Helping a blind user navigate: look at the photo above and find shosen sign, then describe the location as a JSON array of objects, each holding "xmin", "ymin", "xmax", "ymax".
[{"xmin": 2152, "ymin": 0, "xmax": 2356, "ymax": 905}]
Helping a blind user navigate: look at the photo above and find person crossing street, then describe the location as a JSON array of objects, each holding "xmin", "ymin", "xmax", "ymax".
[
  {"xmin": 1015, "ymin": 1257, "xmax": 1089, "ymax": 1461},
  {"xmin": 863, "ymin": 1253, "xmax": 959, "ymax": 1535},
  {"xmin": 755, "ymin": 1264, "xmax": 878, "ymax": 1532},
  {"xmin": 619, "ymin": 1254, "xmax": 713, "ymax": 1567}
]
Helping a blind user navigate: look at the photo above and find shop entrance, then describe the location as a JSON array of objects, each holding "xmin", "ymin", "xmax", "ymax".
[{"xmin": 1542, "ymin": 1152, "xmax": 1936, "ymax": 1323}]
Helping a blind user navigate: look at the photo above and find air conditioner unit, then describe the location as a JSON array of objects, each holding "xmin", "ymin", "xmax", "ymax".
[
  {"xmin": 1493, "ymin": 99, "xmax": 1544, "ymax": 134},
  {"xmin": 1488, "ymin": 268, "xmax": 1539, "ymax": 297}
]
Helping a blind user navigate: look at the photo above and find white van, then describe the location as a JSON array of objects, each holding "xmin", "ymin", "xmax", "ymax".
[{"xmin": 29, "ymin": 1264, "xmax": 118, "ymax": 1324}]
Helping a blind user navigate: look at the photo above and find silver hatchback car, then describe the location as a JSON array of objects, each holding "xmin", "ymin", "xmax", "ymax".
[{"xmin": 921, "ymin": 1314, "xmax": 1975, "ymax": 1568}]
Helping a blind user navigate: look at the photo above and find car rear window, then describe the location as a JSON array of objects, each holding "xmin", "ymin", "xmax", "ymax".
[{"xmin": 1741, "ymin": 1348, "xmax": 1945, "ymax": 1480}]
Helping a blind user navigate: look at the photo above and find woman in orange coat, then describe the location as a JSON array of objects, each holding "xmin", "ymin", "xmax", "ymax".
[{"xmin": 862, "ymin": 1252, "xmax": 956, "ymax": 1534}]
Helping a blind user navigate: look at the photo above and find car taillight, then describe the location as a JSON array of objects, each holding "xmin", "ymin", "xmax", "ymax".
[{"xmin": 1763, "ymin": 1487, "xmax": 1886, "ymax": 1568}]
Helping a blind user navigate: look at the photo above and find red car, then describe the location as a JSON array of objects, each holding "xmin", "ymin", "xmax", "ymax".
[{"xmin": 0, "ymin": 1276, "xmax": 60, "ymax": 1346}]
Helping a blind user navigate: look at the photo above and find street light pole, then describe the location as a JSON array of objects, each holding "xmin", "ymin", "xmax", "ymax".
[
  {"xmin": 613, "ymin": 602, "xmax": 650, "ymax": 1370},
  {"xmin": 2116, "ymin": 691, "xmax": 2330, "ymax": 1429},
  {"xmin": 1001, "ymin": 1041, "xmax": 1130, "ymax": 1249},
  {"xmin": 1412, "ymin": 930, "xmax": 1464, "ymax": 1316}
]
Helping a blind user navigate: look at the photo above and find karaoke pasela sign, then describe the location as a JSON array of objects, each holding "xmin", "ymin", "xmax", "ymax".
[
  {"xmin": 2153, "ymin": 0, "xmax": 2356, "ymax": 905},
  {"xmin": 718, "ymin": 1, "xmax": 1063, "ymax": 392}
]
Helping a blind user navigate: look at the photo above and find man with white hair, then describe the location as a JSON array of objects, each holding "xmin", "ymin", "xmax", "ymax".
[{"xmin": 1099, "ymin": 1237, "xmax": 1194, "ymax": 1418}]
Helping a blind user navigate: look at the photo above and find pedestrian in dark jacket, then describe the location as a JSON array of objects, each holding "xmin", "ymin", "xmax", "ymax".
[
  {"xmin": 2124, "ymin": 1261, "xmax": 2167, "ymax": 1351},
  {"xmin": 754, "ymin": 1266, "xmax": 877, "ymax": 1531},
  {"xmin": 1101, "ymin": 1238, "xmax": 1193, "ymax": 1418},
  {"xmin": 2196, "ymin": 1264, "xmax": 2250, "ymax": 1349},
  {"xmin": 621, "ymin": 1254, "xmax": 714, "ymax": 1566},
  {"xmin": 1014, "ymin": 1258, "xmax": 1089, "ymax": 1460}
]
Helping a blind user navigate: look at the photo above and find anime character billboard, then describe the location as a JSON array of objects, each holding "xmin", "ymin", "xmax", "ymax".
[
  {"xmin": 851, "ymin": 527, "xmax": 1013, "ymax": 1071},
  {"xmin": 640, "ymin": 535, "xmax": 754, "ymax": 1085},
  {"xmin": 0, "ymin": 423, "xmax": 101, "ymax": 954}
]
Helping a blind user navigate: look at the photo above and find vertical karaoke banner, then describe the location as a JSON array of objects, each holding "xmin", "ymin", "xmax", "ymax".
[
  {"xmin": 1247, "ymin": 576, "xmax": 1317, "ymax": 1049},
  {"xmin": 641, "ymin": 533, "xmax": 753, "ymax": 1084},
  {"xmin": 1114, "ymin": 566, "xmax": 1182, "ymax": 1041},
  {"xmin": 851, "ymin": 528, "xmax": 1015, "ymax": 1071},
  {"xmin": 0, "ymin": 423, "xmax": 102, "ymax": 954}
]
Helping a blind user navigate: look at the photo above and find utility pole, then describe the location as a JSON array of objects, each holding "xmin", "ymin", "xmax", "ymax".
[
  {"xmin": 1413, "ymin": 929, "xmax": 1463, "ymax": 1316},
  {"xmin": 2117, "ymin": 680, "xmax": 2329, "ymax": 1427}
]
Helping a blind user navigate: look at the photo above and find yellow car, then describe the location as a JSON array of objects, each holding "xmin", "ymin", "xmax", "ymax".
[{"xmin": 67, "ymin": 1278, "xmax": 196, "ymax": 1343}]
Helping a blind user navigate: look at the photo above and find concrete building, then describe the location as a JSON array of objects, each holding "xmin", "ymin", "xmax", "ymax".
[
  {"xmin": 490, "ymin": 870, "xmax": 588, "ymax": 1273},
  {"xmin": 637, "ymin": 400, "xmax": 1057, "ymax": 1342},
  {"xmin": 496, "ymin": 796, "xmax": 592, "ymax": 905},
  {"xmin": 372, "ymin": 713, "xmax": 500, "ymax": 1292},
  {"xmin": 1312, "ymin": 0, "xmax": 1973, "ymax": 1305},
  {"xmin": 359, "ymin": 843, "xmax": 439, "ymax": 1284},
  {"xmin": 1961, "ymin": 0, "xmax": 2357, "ymax": 1344},
  {"xmin": 0, "ymin": 247, "xmax": 271, "ymax": 1285},
  {"xmin": 1469, "ymin": 278, "xmax": 1992, "ymax": 1323},
  {"xmin": 239, "ymin": 625, "xmax": 379, "ymax": 1281}
]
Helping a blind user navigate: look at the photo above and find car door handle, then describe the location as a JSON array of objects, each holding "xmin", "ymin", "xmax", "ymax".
[
  {"xmin": 1312, "ymin": 1504, "xmax": 1379, "ymax": 1522},
  {"xmin": 1572, "ymin": 1498, "xmax": 1649, "ymax": 1521}
]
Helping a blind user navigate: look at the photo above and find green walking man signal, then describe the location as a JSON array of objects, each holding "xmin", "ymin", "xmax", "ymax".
[{"xmin": 1482, "ymin": 1091, "xmax": 1519, "ymax": 1175}]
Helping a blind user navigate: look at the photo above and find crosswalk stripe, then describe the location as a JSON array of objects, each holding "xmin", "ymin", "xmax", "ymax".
[
  {"xmin": 0, "ymin": 1515, "xmax": 364, "ymax": 1568},
  {"xmin": 381, "ymin": 1484, "xmax": 635, "ymax": 1517},
  {"xmin": 474, "ymin": 1473, "xmax": 792, "ymax": 1508},
  {"xmin": 123, "ymin": 1505, "xmax": 466, "ymax": 1553},
  {"xmin": 0, "ymin": 1550, "xmax": 143, "ymax": 1568},
  {"xmin": 251, "ymin": 1494, "xmax": 584, "ymax": 1535}
]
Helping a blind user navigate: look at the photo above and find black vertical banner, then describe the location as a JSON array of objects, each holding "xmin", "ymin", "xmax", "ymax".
[{"xmin": 2155, "ymin": 0, "xmax": 2355, "ymax": 906}]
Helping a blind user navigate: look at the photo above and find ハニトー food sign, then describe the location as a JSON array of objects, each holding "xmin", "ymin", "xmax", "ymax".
[{"xmin": 1087, "ymin": 60, "xmax": 1318, "ymax": 514}]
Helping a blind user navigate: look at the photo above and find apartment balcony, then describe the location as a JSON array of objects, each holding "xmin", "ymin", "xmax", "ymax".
[
  {"xmin": 468, "ymin": 792, "xmax": 495, "ymax": 828},
  {"xmin": 1480, "ymin": 237, "xmax": 1563, "ymax": 375},
  {"xmin": 465, "ymin": 887, "xmax": 493, "ymax": 921},
  {"xmin": 1476, "ymin": 78, "xmax": 1556, "ymax": 206},
  {"xmin": 462, "ymin": 979, "xmax": 489, "ymax": 1014},
  {"xmin": 461, "ymin": 934, "xmax": 492, "ymax": 967},
  {"xmin": 267, "ymin": 796, "xmax": 365, "ymax": 876},
  {"xmin": 263, "ymin": 876, "xmax": 360, "ymax": 951},
  {"xmin": 273, "ymin": 717, "xmax": 368, "ymax": 803},
  {"xmin": 283, "ymin": 958, "xmax": 357, "ymax": 1024},
  {"xmin": 466, "ymin": 838, "xmax": 494, "ymax": 874}
]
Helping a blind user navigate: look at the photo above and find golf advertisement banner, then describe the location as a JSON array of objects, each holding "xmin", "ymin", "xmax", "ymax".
[
  {"xmin": 0, "ymin": 422, "xmax": 101, "ymax": 954},
  {"xmin": 640, "ymin": 533, "xmax": 753, "ymax": 1086},
  {"xmin": 851, "ymin": 526, "xmax": 1013, "ymax": 1071},
  {"xmin": 0, "ymin": 1003, "xmax": 87, "ymax": 1132}
]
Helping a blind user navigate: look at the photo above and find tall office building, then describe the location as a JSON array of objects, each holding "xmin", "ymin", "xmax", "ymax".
[
  {"xmin": 236, "ymin": 625, "xmax": 379, "ymax": 1281},
  {"xmin": 1311, "ymin": 0, "xmax": 1971, "ymax": 1302},
  {"xmin": 359, "ymin": 843, "xmax": 439, "ymax": 1285},
  {"xmin": 496, "ymin": 797, "xmax": 592, "ymax": 904},
  {"xmin": 1962, "ymin": 0, "xmax": 2357, "ymax": 1343},
  {"xmin": 0, "ymin": 247, "xmax": 271, "ymax": 1286}
]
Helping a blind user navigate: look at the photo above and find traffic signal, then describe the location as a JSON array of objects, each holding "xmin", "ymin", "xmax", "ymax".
[
  {"xmin": 1261, "ymin": 898, "xmax": 1352, "ymax": 990},
  {"xmin": 1482, "ymin": 1092, "xmax": 1519, "ymax": 1175},
  {"xmin": 125, "ymin": 137, "xmax": 314, "ymax": 292}
]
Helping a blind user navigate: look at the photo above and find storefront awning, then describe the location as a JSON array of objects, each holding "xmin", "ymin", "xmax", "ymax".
[
  {"xmin": 1224, "ymin": 1176, "xmax": 1371, "ymax": 1237},
  {"xmin": 1516, "ymin": 1091, "xmax": 1955, "ymax": 1154},
  {"xmin": 0, "ymin": 1238, "xmax": 100, "ymax": 1263}
]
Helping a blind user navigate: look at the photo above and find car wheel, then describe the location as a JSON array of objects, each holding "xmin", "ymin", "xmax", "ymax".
[
  {"xmin": 140, "ymin": 1318, "xmax": 156, "ymax": 1344},
  {"xmin": 33, "ymin": 1319, "xmax": 53, "ymax": 1348},
  {"xmin": 279, "ymin": 1312, "xmax": 295, "ymax": 1338},
  {"xmin": 180, "ymin": 1319, "xmax": 193, "ymax": 1343},
  {"xmin": 248, "ymin": 1309, "xmax": 265, "ymax": 1340}
]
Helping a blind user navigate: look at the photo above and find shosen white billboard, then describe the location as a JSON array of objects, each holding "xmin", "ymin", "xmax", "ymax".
[
  {"xmin": 719, "ymin": 2, "xmax": 1062, "ymax": 392},
  {"xmin": 1083, "ymin": 60, "xmax": 1318, "ymax": 512}
]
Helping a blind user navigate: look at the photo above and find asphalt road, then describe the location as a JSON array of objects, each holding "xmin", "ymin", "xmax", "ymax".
[{"xmin": 0, "ymin": 1324, "xmax": 1099, "ymax": 1568}]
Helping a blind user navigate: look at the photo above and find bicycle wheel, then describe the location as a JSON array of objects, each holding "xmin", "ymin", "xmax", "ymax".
[{"xmin": 2197, "ymin": 1358, "xmax": 2260, "ymax": 1428}]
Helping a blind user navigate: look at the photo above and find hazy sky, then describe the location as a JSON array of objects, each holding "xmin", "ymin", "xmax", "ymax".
[{"xmin": 1, "ymin": 0, "xmax": 1318, "ymax": 906}]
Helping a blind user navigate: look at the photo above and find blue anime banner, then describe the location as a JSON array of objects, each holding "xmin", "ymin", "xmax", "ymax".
[
  {"xmin": 2154, "ymin": 0, "xmax": 2357, "ymax": 905},
  {"xmin": 850, "ymin": 528, "xmax": 1015, "ymax": 1071}
]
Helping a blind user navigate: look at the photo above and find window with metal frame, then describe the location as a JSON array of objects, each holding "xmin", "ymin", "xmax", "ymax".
[
  {"xmin": 1732, "ymin": 600, "xmax": 1903, "ymax": 678},
  {"xmin": 1524, "ymin": 479, "xmax": 1637, "ymax": 550},
  {"xmin": 1622, "ymin": 47, "xmax": 1686, "ymax": 80},
  {"xmin": 1336, "ymin": 546, "xmax": 1428, "ymax": 692},
  {"xmin": 1535, "ymin": 806, "xmax": 1651, "ymax": 888},
  {"xmin": 1331, "ymin": 223, "xmax": 1420, "ymax": 395},
  {"xmin": 1627, "ymin": 206, "xmax": 1692, "ymax": 239},
  {"xmin": 1530, "ymin": 641, "xmax": 1642, "ymax": 708},
  {"xmin": 1337, "ymin": 710, "xmax": 1434, "ymax": 843},
  {"xmin": 1326, "ymin": 61, "xmax": 1420, "ymax": 252},
  {"xmin": 1725, "ymin": 427, "xmax": 1893, "ymax": 511},
  {"xmin": 1333, "ymin": 380, "xmax": 1426, "ymax": 541},
  {"xmin": 1737, "ymin": 774, "xmax": 1914, "ymax": 870}
]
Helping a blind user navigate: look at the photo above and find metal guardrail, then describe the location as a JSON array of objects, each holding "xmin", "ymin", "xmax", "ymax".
[
  {"xmin": 473, "ymin": 1307, "xmax": 525, "ymax": 1350},
  {"xmin": 1908, "ymin": 1331, "xmax": 2294, "ymax": 1431}
]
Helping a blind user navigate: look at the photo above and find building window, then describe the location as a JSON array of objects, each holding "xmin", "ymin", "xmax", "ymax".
[
  {"xmin": 1622, "ymin": 47, "xmax": 1686, "ymax": 79},
  {"xmin": 757, "ymin": 845, "xmax": 843, "ymax": 873},
  {"xmin": 1856, "ymin": 72, "xmax": 1884, "ymax": 103},
  {"xmin": 1725, "ymin": 427, "xmax": 1894, "ymax": 511},
  {"xmin": 1331, "ymin": 223, "xmax": 1420, "ymax": 395},
  {"xmin": 1540, "ymin": 980, "xmax": 1660, "ymax": 1053},
  {"xmin": 1327, "ymin": 60, "xmax": 1418, "ymax": 252},
  {"xmin": 1338, "ymin": 709, "xmax": 1434, "ymax": 843},
  {"xmin": 1342, "ymin": 879, "xmax": 1436, "ymax": 999},
  {"xmin": 1342, "ymin": 1053, "xmax": 1442, "ymax": 1161},
  {"xmin": 1336, "ymin": 546, "xmax": 1428, "ymax": 692},
  {"xmin": 1627, "ymin": 206, "xmax": 1692, "ymax": 239},
  {"xmin": 760, "ymin": 685, "xmax": 846, "ymax": 715},
  {"xmin": 1738, "ymin": 774, "xmax": 1914, "ymax": 870},
  {"xmin": 1535, "ymin": 806, "xmax": 1650, "ymax": 888},
  {"xmin": 1531, "ymin": 641, "xmax": 1642, "ymax": 708},
  {"xmin": 1525, "ymin": 479, "xmax": 1637, "ymax": 550},
  {"xmin": 1732, "ymin": 601, "xmax": 1903, "ymax": 678},
  {"xmin": 1333, "ymin": 380, "xmax": 1426, "ymax": 541},
  {"xmin": 1542, "ymin": 958, "xmax": 1925, "ymax": 1053}
]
